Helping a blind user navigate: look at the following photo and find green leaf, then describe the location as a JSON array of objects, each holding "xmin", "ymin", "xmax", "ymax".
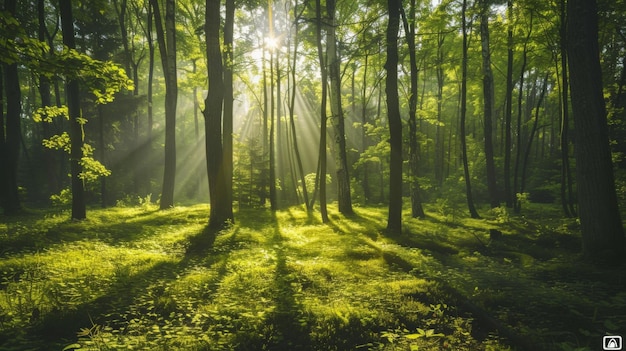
[{"xmin": 62, "ymin": 343, "xmax": 82, "ymax": 351}]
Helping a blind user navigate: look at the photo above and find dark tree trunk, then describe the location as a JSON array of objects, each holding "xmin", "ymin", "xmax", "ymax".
[
  {"xmin": 513, "ymin": 12, "xmax": 533, "ymax": 213},
  {"xmin": 60, "ymin": 0, "xmax": 86, "ymax": 219},
  {"xmin": 223, "ymin": 0, "xmax": 235, "ymax": 220},
  {"xmin": 567, "ymin": 0, "xmax": 625, "ymax": 263},
  {"xmin": 520, "ymin": 75, "xmax": 548, "ymax": 203},
  {"xmin": 401, "ymin": 0, "xmax": 425, "ymax": 218},
  {"xmin": 205, "ymin": 0, "xmax": 233, "ymax": 229},
  {"xmin": 326, "ymin": 0, "xmax": 353, "ymax": 215},
  {"xmin": 314, "ymin": 0, "xmax": 328, "ymax": 222},
  {"xmin": 460, "ymin": 0, "xmax": 480, "ymax": 219},
  {"xmin": 559, "ymin": 0, "xmax": 576, "ymax": 217},
  {"xmin": 147, "ymin": 4, "xmax": 154, "ymax": 146},
  {"xmin": 150, "ymin": 0, "xmax": 177, "ymax": 209},
  {"xmin": 1, "ymin": 0, "xmax": 21, "ymax": 215},
  {"xmin": 385, "ymin": 0, "xmax": 403, "ymax": 232},
  {"xmin": 503, "ymin": 0, "xmax": 513, "ymax": 208},
  {"xmin": 288, "ymin": 0, "xmax": 310, "ymax": 211},
  {"xmin": 479, "ymin": 0, "xmax": 499, "ymax": 209}
]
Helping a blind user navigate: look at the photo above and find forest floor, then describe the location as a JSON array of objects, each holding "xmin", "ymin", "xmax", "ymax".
[{"xmin": 0, "ymin": 201, "xmax": 624, "ymax": 351}]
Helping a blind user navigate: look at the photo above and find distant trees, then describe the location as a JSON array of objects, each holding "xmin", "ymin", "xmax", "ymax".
[{"xmin": 3, "ymin": 0, "xmax": 626, "ymax": 264}]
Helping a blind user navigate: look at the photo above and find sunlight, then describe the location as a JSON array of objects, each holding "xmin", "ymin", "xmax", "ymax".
[{"xmin": 264, "ymin": 36, "xmax": 278, "ymax": 51}]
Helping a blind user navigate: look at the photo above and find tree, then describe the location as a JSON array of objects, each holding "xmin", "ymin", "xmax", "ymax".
[
  {"xmin": 479, "ymin": 0, "xmax": 498, "ymax": 209},
  {"xmin": 204, "ymin": 0, "xmax": 233, "ymax": 229},
  {"xmin": 385, "ymin": 0, "xmax": 403, "ymax": 232},
  {"xmin": 314, "ymin": 0, "xmax": 329, "ymax": 222},
  {"xmin": 567, "ymin": 0, "xmax": 625, "ymax": 263},
  {"xmin": 401, "ymin": 0, "xmax": 425, "ymax": 218},
  {"xmin": 150, "ymin": 0, "xmax": 178, "ymax": 209},
  {"xmin": 460, "ymin": 0, "xmax": 479, "ymax": 219},
  {"xmin": 1, "ymin": 0, "xmax": 21, "ymax": 215},
  {"xmin": 326, "ymin": 0, "xmax": 353, "ymax": 215},
  {"xmin": 60, "ymin": 0, "xmax": 86, "ymax": 220}
]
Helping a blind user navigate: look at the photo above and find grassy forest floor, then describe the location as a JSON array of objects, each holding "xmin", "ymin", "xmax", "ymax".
[{"xmin": 0, "ymin": 201, "xmax": 625, "ymax": 351}]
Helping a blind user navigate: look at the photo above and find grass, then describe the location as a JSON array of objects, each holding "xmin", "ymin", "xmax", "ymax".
[{"xmin": 0, "ymin": 202, "xmax": 624, "ymax": 350}]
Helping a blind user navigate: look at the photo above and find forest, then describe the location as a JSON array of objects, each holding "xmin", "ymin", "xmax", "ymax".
[{"xmin": 0, "ymin": 0, "xmax": 625, "ymax": 349}]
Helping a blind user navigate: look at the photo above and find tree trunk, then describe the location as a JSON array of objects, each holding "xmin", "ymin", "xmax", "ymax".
[
  {"xmin": 435, "ymin": 32, "xmax": 445, "ymax": 188},
  {"xmin": 150, "ymin": 0, "xmax": 177, "ymax": 209},
  {"xmin": 2, "ymin": 0, "xmax": 21, "ymax": 215},
  {"xmin": 60, "ymin": 0, "xmax": 86, "ymax": 219},
  {"xmin": 460, "ymin": 0, "xmax": 480, "ymax": 219},
  {"xmin": 223, "ymin": 0, "xmax": 235, "ymax": 220},
  {"xmin": 401, "ymin": 0, "xmax": 425, "ymax": 218},
  {"xmin": 559, "ymin": 0, "xmax": 576, "ymax": 217},
  {"xmin": 326, "ymin": 0, "xmax": 353, "ymax": 216},
  {"xmin": 520, "ymin": 75, "xmax": 548, "ymax": 203},
  {"xmin": 288, "ymin": 0, "xmax": 310, "ymax": 211},
  {"xmin": 385, "ymin": 0, "xmax": 403, "ymax": 232},
  {"xmin": 479, "ymin": 0, "xmax": 499, "ymax": 209},
  {"xmin": 205, "ymin": 0, "xmax": 233, "ymax": 229},
  {"xmin": 567, "ymin": 0, "xmax": 625, "ymax": 263},
  {"xmin": 315, "ymin": 0, "xmax": 328, "ymax": 222},
  {"xmin": 513, "ymin": 12, "xmax": 533, "ymax": 212},
  {"xmin": 503, "ymin": 0, "xmax": 513, "ymax": 208}
]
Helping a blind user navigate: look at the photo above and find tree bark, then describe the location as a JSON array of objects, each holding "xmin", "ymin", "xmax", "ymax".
[
  {"xmin": 205, "ymin": 0, "xmax": 233, "ymax": 229},
  {"xmin": 479, "ymin": 0, "xmax": 499, "ymax": 209},
  {"xmin": 385, "ymin": 0, "xmax": 403, "ymax": 232},
  {"xmin": 559, "ymin": 0, "xmax": 576, "ymax": 217},
  {"xmin": 314, "ymin": 0, "xmax": 328, "ymax": 222},
  {"xmin": 567, "ymin": 0, "xmax": 625, "ymax": 263},
  {"xmin": 460, "ymin": 0, "xmax": 480, "ymax": 219},
  {"xmin": 503, "ymin": 0, "xmax": 513, "ymax": 208},
  {"xmin": 401, "ymin": 0, "xmax": 425, "ymax": 218},
  {"xmin": 223, "ymin": 0, "xmax": 235, "ymax": 219},
  {"xmin": 326, "ymin": 0, "xmax": 353, "ymax": 216},
  {"xmin": 150, "ymin": 0, "xmax": 177, "ymax": 209},
  {"xmin": 288, "ymin": 0, "xmax": 310, "ymax": 211},
  {"xmin": 60, "ymin": 0, "xmax": 86, "ymax": 219}
]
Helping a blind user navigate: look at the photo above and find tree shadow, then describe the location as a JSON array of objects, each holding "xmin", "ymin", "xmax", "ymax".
[
  {"xmin": 11, "ymin": 222, "xmax": 229, "ymax": 350},
  {"xmin": 258, "ymin": 212, "xmax": 312, "ymax": 350}
]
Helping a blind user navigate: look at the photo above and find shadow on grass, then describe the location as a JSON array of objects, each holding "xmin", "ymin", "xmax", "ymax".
[{"xmin": 6, "ymin": 221, "xmax": 227, "ymax": 350}]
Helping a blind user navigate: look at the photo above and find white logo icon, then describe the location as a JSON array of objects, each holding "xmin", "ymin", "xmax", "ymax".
[{"xmin": 604, "ymin": 336, "xmax": 623, "ymax": 350}]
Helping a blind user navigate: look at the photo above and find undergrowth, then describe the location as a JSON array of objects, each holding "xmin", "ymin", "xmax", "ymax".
[{"xmin": 0, "ymin": 202, "xmax": 623, "ymax": 351}]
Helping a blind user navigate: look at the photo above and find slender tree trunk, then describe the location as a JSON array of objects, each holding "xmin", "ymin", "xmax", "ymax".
[
  {"xmin": 479, "ymin": 0, "xmax": 499, "ymax": 208},
  {"xmin": 435, "ymin": 33, "xmax": 445, "ymax": 188},
  {"xmin": 205, "ymin": 0, "xmax": 233, "ymax": 229},
  {"xmin": 520, "ymin": 74, "xmax": 548, "ymax": 203},
  {"xmin": 504, "ymin": 0, "xmax": 513, "ymax": 208},
  {"xmin": 2, "ymin": 0, "xmax": 21, "ymax": 215},
  {"xmin": 567, "ymin": 0, "xmax": 625, "ymax": 263},
  {"xmin": 401, "ymin": 0, "xmax": 425, "ymax": 218},
  {"xmin": 223, "ymin": 0, "xmax": 235, "ymax": 220},
  {"xmin": 315, "ymin": 0, "xmax": 328, "ymax": 222},
  {"xmin": 0, "ymin": 65, "xmax": 5, "ymax": 209},
  {"xmin": 460, "ymin": 0, "xmax": 480, "ymax": 219},
  {"xmin": 326, "ymin": 0, "xmax": 353, "ymax": 215},
  {"xmin": 361, "ymin": 54, "xmax": 371, "ymax": 203},
  {"xmin": 60, "ymin": 0, "xmax": 86, "ymax": 219},
  {"xmin": 288, "ymin": 0, "xmax": 310, "ymax": 211},
  {"xmin": 151, "ymin": 0, "xmax": 177, "ymax": 209},
  {"xmin": 386, "ymin": 0, "xmax": 403, "ymax": 232},
  {"xmin": 147, "ymin": 4, "xmax": 154, "ymax": 147},
  {"xmin": 38, "ymin": 0, "xmax": 59, "ymax": 198},
  {"xmin": 559, "ymin": 0, "xmax": 576, "ymax": 217},
  {"xmin": 513, "ymin": 12, "xmax": 533, "ymax": 212}
]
